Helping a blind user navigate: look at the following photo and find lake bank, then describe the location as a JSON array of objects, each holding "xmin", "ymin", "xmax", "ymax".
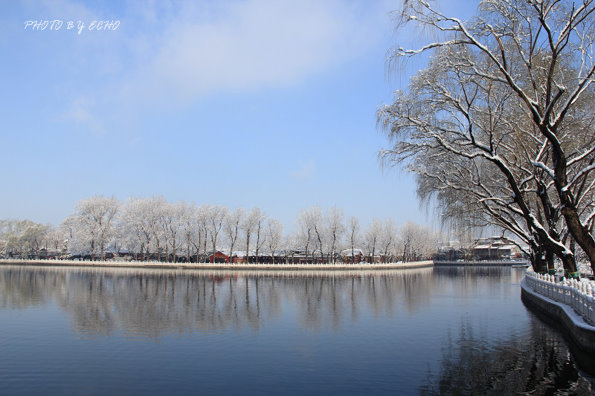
[
  {"xmin": 521, "ymin": 275, "xmax": 595, "ymax": 364},
  {"xmin": 434, "ymin": 260, "xmax": 529, "ymax": 266},
  {"xmin": 0, "ymin": 258, "xmax": 433, "ymax": 271}
]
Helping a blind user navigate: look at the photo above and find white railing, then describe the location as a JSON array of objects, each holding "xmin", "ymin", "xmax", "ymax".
[{"xmin": 525, "ymin": 270, "xmax": 595, "ymax": 326}]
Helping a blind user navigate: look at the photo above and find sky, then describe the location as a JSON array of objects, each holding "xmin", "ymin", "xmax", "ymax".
[{"xmin": 0, "ymin": 0, "xmax": 476, "ymax": 232}]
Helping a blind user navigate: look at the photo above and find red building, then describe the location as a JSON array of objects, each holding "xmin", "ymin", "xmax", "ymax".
[{"xmin": 208, "ymin": 251, "xmax": 230, "ymax": 263}]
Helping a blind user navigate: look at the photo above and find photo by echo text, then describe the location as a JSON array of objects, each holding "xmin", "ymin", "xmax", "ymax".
[{"xmin": 24, "ymin": 20, "xmax": 120, "ymax": 34}]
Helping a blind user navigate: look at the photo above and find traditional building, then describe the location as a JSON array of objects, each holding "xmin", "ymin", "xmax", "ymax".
[{"xmin": 471, "ymin": 236, "xmax": 524, "ymax": 261}]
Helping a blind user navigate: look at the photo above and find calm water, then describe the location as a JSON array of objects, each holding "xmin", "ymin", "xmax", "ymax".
[{"xmin": 0, "ymin": 265, "xmax": 594, "ymax": 395}]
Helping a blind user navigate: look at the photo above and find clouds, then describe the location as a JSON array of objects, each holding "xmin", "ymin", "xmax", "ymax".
[
  {"xmin": 2, "ymin": 0, "xmax": 431, "ymax": 229},
  {"xmin": 144, "ymin": 0, "xmax": 378, "ymax": 98},
  {"xmin": 61, "ymin": 96, "xmax": 104, "ymax": 135},
  {"xmin": 291, "ymin": 159, "xmax": 316, "ymax": 181},
  {"xmin": 56, "ymin": 0, "xmax": 388, "ymax": 121}
]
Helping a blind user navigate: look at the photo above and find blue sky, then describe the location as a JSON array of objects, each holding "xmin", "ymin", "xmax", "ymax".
[{"xmin": 0, "ymin": 0, "xmax": 475, "ymax": 231}]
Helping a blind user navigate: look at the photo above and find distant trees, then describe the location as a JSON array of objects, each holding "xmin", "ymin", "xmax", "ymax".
[
  {"xmin": 2, "ymin": 197, "xmax": 440, "ymax": 264},
  {"xmin": 265, "ymin": 219, "xmax": 283, "ymax": 260},
  {"xmin": 379, "ymin": 0, "xmax": 594, "ymax": 275},
  {"xmin": 398, "ymin": 222, "xmax": 439, "ymax": 263},
  {"xmin": 68, "ymin": 195, "xmax": 120, "ymax": 260},
  {"xmin": 380, "ymin": 219, "xmax": 397, "ymax": 262},
  {"xmin": 242, "ymin": 207, "xmax": 264, "ymax": 263},
  {"xmin": 225, "ymin": 208, "xmax": 245, "ymax": 260},
  {"xmin": 347, "ymin": 216, "xmax": 361, "ymax": 263},
  {"xmin": 326, "ymin": 206, "xmax": 345, "ymax": 263},
  {"xmin": 0, "ymin": 219, "xmax": 52, "ymax": 258},
  {"xmin": 297, "ymin": 206, "xmax": 318, "ymax": 260},
  {"xmin": 207, "ymin": 205, "xmax": 227, "ymax": 262}
]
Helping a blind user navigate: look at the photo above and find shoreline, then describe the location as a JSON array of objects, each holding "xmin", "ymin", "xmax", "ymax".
[
  {"xmin": 434, "ymin": 260, "xmax": 529, "ymax": 266},
  {"xmin": 0, "ymin": 258, "xmax": 434, "ymax": 271},
  {"xmin": 521, "ymin": 278, "xmax": 595, "ymax": 359}
]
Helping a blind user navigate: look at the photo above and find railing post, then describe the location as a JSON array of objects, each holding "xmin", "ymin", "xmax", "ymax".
[{"xmin": 526, "ymin": 271, "xmax": 595, "ymax": 326}]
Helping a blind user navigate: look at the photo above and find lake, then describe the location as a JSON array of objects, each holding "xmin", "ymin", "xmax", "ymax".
[{"xmin": 0, "ymin": 265, "xmax": 593, "ymax": 395}]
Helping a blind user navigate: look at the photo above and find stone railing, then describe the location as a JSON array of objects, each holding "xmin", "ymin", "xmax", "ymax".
[{"xmin": 525, "ymin": 270, "xmax": 595, "ymax": 325}]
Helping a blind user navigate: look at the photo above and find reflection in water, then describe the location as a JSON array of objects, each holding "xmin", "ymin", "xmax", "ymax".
[
  {"xmin": 2, "ymin": 265, "xmax": 594, "ymax": 395},
  {"xmin": 0, "ymin": 266, "xmax": 432, "ymax": 337},
  {"xmin": 420, "ymin": 317, "xmax": 594, "ymax": 395}
]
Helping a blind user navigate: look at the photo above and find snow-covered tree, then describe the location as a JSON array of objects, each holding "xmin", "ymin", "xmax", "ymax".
[
  {"xmin": 364, "ymin": 218, "xmax": 383, "ymax": 263},
  {"xmin": 20, "ymin": 222, "xmax": 49, "ymax": 258},
  {"xmin": 118, "ymin": 197, "xmax": 162, "ymax": 260},
  {"xmin": 194, "ymin": 205, "xmax": 210, "ymax": 262},
  {"xmin": 379, "ymin": 0, "xmax": 595, "ymax": 275},
  {"xmin": 224, "ymin": 208, "xmax": 245, "ymax": 262},
  {"xmin": 347, "ymin": 216, "xmax": 361, "ymax": 263},
  {"xmin": 117, "ymin": 199, "xmax": 143, "ymax": 256},
  {"xmin": 325, "ymin": 206, "xmax": 345, "ymax": 263},
  {"xmin": 0, "ymin": 219, "xmax": 50, "ymax": 258},
  {"xmin": 178, "ymin": 201, "xmax": 198, "ymax": 263},
  {"xmin": 265, "ymin": 218, "xmax": 283, "ymax": 262},
  {"xmin": 242, "ymin": 207, "xmax": 264, "ymax": 263},
  {"xmin": 161, "ymin": 200, "xmax": 184, "ymax": 262},
  {"xmin": 397, "ymin": 222, "xmax": 438, "ymax": 262},
  {"xmin": 207, "ymin": 205, "xmax": 228, "ymax": 259},
  {"xmin": 44, "ymin": 225, "xmax": 65, "ymax": 254},
  {"xmin": 254, "ymin": 210, "xmax": 267, "ymax": 261},
  {"xmin": 297, "ymin": 206, "xmax": 323, "ymax": 260},
  {"xmin": 71, "ymin": 195, "xmax": 120, "ymax": 260},
  {"xmin": 379, "ymin": 218, "xmax": 397, "ymax": 263}
]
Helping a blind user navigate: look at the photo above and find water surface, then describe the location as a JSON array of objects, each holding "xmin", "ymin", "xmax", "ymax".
[{"xmin": 0, "ymin": 265, "xmax": 593, "ymax": 395}]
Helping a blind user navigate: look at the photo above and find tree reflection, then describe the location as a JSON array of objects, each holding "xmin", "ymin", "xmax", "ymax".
[
  {"xmin": 419, "ymin": 318, "xmax": 594, "ymax": 395},
  {"xmin": 0, "ymin": 266, "xmax": 433, "ymax": 338}
]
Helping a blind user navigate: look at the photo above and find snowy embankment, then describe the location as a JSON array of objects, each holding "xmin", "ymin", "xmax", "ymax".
[
  {"xmin": 433, "ymin": 260, "xmax": 529, "ymax": 266},
  {"xmin": 521, "ymin": 270, "xmax": 595, "ymax": 354},
  {"xmin": 0, "ymin": 258, "xmax": 433, "ymax": 271}
]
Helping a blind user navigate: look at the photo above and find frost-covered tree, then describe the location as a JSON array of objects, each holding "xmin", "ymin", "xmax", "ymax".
[
  {"xmin": 296, "ymin": 208, "xmax": 313, "ymax": 259},
  {"xmin": 254, "ymin": 210, "xmax": 267, "ymax": 262},
  {"xmin": 379, "ymin": 0, "xmax": 595, "ymax": 275},
  {"xmin": 161, "ymin": 201, "xmax": 185, "ymax": 262},
  {"xmin": 44, "ymin": 225, "xmax": 65, "ymax": 254},
  {"xmin": 283, "ymin": 233, "xmax": 300, "ymax": 263},
  {"xmin": 365, "ymin": 218, "xmax": 383, "ymax": 263},
  {"xmin": 194, "ymin": 205, "xmax": 210, "ymax": 262},
  {"xmin": 224, "ymin": 208, "xmax": 245, "ymax": 261},
  {"xmin": 146, "ymin": 197, "xmax": 167, "ymax": 260},
  {"xmin": 242, "ymin": 207, "xmax": 264, "ymax": 263},
  {"xmin": 207, "ymin": 205, "xmax": 227, "ymax": 259},
  {"xmin": 0, "ymin": 219, "xmax": 50, "ymax": 258},
  {"xmin": 117, "ymin": 199, "xmax": 144, "ymax": 256},
  {"xmin": 398, "ymin": 222, "xmax": 439, "ymax": 262},
  {"xmin": 325, "ymin": 206, "xmax": 345, "ymax": 263},
  {"xmin": 347, "ymin": 216, "xmax": 361, "ymax": 263},
  {"xmin": 72, "ymin": 195, "xmax": 120, "ymax": 260},
  {"xmin": 297, "ymin": 206, "xmax": 323, "ymax": 260},
  {"xmin": 20, "ymin": 222, "xmax": 49, "ymax": 258},
  {"xmin": 178, "ymin": 202, "xmax": 198, "ymax": 263},
  {"xmin": 265, "ymin": 218, "xmax": 283, "ymax": 262},
  {"xmin": 380, "ymin": 219, "xmax": 397, "ymax": 263},
  {"xmin": 61, "ymin": 215, "xmax": 85, "ymax": 256},
  {"xmin": 119, "ymin": 197, "xmax": 162, "ymax": 260}
]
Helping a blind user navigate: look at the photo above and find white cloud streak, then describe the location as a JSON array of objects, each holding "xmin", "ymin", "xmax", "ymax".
[
  {"xmin": 51, "ymin": 0, "xmax": 389, "ymax": 130},
  {"xmin": 144, "ymin": 0, "xmax": 376, "ymax": 97},
  {"xmin": 291, "ymin": 159, "xmax": 316, "ymax": 181}
]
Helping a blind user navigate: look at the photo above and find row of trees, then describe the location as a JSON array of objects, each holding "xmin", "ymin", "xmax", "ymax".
[
  {"xmin": 1, "ymin": 196, "xmax": 440, "ymax": 263},
  {"xmin": 379, "ymin": 0, "xmax": 594, "ymax": 276},
  {"xmin": 0, "ymin": 220, "xmax": 62, "ymax": 259}
]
